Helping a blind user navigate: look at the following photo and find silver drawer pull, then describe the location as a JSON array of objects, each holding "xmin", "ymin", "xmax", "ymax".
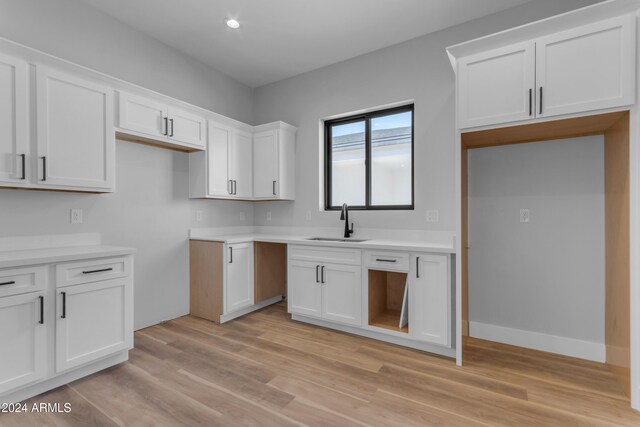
[
  {"xmin": 82, "ymin": 267, "xmax": 113, "ymax": 274},
  {"xmin": 375, "ymin": 258, "xmax": 397, "ymax": 263},
  {"xmin": 0, "ymin": 280, "xmax": 16, "ymax": 286}
]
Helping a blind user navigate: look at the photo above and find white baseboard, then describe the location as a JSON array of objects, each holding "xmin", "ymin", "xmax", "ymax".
[{"xmin": 469, "ymin": 321, "xmax": 605, "ymax": 363}]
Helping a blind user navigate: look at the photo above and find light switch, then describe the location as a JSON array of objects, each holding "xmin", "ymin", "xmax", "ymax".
[
  {"xmin": 520, "ymin": 209, "xmax": 530, "ymax": 223},
  {"xmin": 70, "ymin": 208, "xmax": 83, "ymax": 224},
  {"xmin": 426, "ymin": 210, "xmax": 439, "ymax": 223},
  {"xmin": 196, "ymin": 210, "xmax": 203, "ymax": 222}
]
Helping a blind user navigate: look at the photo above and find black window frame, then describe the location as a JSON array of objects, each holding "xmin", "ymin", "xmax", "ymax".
[{"xmin": 324, "ymin": 104, "xmax": 415, "ymax": 211}]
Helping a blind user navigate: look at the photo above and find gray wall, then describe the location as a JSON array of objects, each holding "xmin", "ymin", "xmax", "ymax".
[
  {"xmin": 468, "ymin": 136, "xmax": 605, "ymax": 343},
  {"xmin": 251, "ymin": 0, "xmax": 602, "ymax": 230},
  {"xmin": 0, "ymin": 0, "xmax": 255, "ymax": 329}
]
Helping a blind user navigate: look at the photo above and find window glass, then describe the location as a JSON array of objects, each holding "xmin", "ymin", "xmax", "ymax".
[
  {"xmin": 371, "ymin": 111, "xmax": 412, "ymax": 206},
  {"xmin": 330, "ymin": 120, "xmax": 366, "ymax": 207}
]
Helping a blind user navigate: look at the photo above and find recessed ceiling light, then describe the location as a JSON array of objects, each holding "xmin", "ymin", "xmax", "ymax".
[{"xmin": 225, "ymin": 18, "xmax": 240, "ymax": 29}]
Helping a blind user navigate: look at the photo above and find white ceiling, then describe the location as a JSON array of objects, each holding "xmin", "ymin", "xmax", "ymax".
[{"xmin": 77, "ymin": 0, "xmax": 533, "ymax": 88}]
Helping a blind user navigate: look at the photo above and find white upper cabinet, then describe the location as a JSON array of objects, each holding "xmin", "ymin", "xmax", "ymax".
[
  {"xmin": 190, "ymin": 120, "xmax": 296, "ymax": 201},
  {"xmin": 536, "ymin": 15, "xmax": 635, "ymax": 119},
  {"xmin": 253, "ymin": 129, "xmax": 279, "ymax": 198},
  {"xmin": 206, "ymin": 120, "xmax": 232, "ymax": 197},
  {"xmin": 0, "ymin": 53, "xmax": 28, "ymax": 186},
  {"xmin": 253, "ymin": 123, "xmax": 296, "ymax": 200},
  {"xmin": 117, "ymin": 91, "xmax": 167, "ymax": 140},
  {"xmin": 167, "ymin": 106, "xmax": 206, "ymax": 148},
  {"xmin": 36, "ymin": 67, "xmax": 115, "ymax": 191},
  {"xmin": 455, "ymin": 14, "xmax": 636, "ymax": 129},
  {"xmin": 117, "ymin": 91, "xmax": 206, "ymax": 151},
  {"xmin": 458, "ymin": 42, "xmax": 535, "ymax": 129},
  {"xmin": 229, "ymin": 129, "xmax": 253, "ymax": 198}
]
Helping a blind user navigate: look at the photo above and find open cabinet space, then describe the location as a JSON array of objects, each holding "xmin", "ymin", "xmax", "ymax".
[
  {"xmin": 368, "ymin": 269, "xmax": 409, "ymax": 333},
  {"xmin": 461, "ymin": 111, "xmax": 631, "ymax": 397}
]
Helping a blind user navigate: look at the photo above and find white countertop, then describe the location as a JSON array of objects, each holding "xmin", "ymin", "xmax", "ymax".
[
  {"xmin": 190, "ymin": 233, "xmax": 455, "ymax": 254},
  {"xmin": 0, "ymin": 245, "xmax": 137, "ymax": 269}
]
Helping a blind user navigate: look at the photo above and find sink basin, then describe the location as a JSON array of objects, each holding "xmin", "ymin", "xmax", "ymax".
[{"xmin": 307, "ymin": 237, "xmax": 369, "ymax": 243}]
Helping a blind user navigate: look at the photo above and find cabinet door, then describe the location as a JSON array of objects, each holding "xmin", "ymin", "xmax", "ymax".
[
  {"xmin": 536, "ymin": 15, "xmax": 635, "ymax": 118},
  {"xmin": 0, "ymin": 292, "xmax": 47, "ymax": 394},
  {"xmin": 458, "ymin": 41, "xmax": 535, "ymax": 129},
  {"xmin": 321, "ymin": 263, "xmax": 361, "ymax": 326},
  {"xmin": 207, "ymin": 121, "xmax": 232, "ymax": 197},
  {"xmin": 168, "ymin": 106, "xmax": 206, "ymax": 149},
  {"xmin": 288, "ymin": 260, "xmax": 322, "ymax": 318},
  {"xmin": 36, "ymin": 67, "xmax": 115, "ymax": 190},
  {"xmin": 118, "ymin": 91, "xmax": 168, "ymax": 139},
  {"xmin": 253, "ymin": 130, "xmax": 279, "ymax": 199},
  {"xmin": 228, "ymin": 129, "xmax": 253, "ymax": 198},
  {"xmin": 410, "ymin": 254, "xmax": 450, "ymax": 347},
  {"xmin": 225, "ymin": 243, "xmax": 254, "ymax": 313},
  {"xmin": 0, "ymin": 53, "xmax": 29, "ymax": 185},
  {"xmin": 56, "ymin": 278, "xmax": 133, "ymax": 373}
]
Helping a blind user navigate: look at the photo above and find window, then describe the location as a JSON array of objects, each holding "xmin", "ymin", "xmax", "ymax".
[{"xmin": 325, "ymin": 105, "xmax": 414, "ymax": 210}]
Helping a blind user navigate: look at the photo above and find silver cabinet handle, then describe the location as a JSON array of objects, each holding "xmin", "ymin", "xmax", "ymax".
[
  {"xmin": 316, "ymin": 265, "xmax": 319, "ymax": 283},
  {"xmin": 234, "ymin": 180, "xmax": 237, "ymax": 195},
  {"xmin": 376, "ymin": 258, "xmax": 397, "ymax": 263},
  {"xmin": 416, "ymin": 257, "xmax": 420, "ymax": 278},
  {"xmin": 321, "ymin": 266, "xmax": 325, "ymax": 283},
  {"xmin": 39, "ymin": 296, "xmax": 44, "ymax": 324},
  {"xmin": 169, "ymin": 118, "xmax": 174, "ymax": 137},
  {"xmin": 41, "ymin": 157, "xmax": 47, "ymax": 181},
  {"xmin": 229, "ymin": 246, "xmax": 233, "ymax": 263},
  {"xmin": 228, "ymin": 180, "xmax": 233, "ymax": 195},
  {"xmin": 272, "ymin": 180, "xmax": 277, "ymax": 196},
  {"xmin": 163, "ymin": 117, "xmax": 168, "ymax": 136}
]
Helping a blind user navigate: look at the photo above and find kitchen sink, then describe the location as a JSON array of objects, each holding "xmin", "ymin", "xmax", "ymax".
[{"xmin": 307, "ymin": 237, "xmax": 369, "ymax": 243}]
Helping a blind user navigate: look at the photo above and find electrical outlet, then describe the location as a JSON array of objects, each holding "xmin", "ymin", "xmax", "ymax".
[
  {"xmin": 520, "ymin": 209, "xmax": 530, "ymax": 223},
  {"xmin": 426, "ymin": 209, "xmax": 439, "ymax": 223},
  {"xmin": 195, "ymin": 210, "xmax": 203, "ymax": 222},
  {"xmin": 266, "ymin": 211, "xmax": 272, "ymax": 221},
  {"xmin": 70, "ymin": 208, "xmax": 83, "ymax": 224},
  {"xmin": 305, "ymin": 210, "xmax": 311, "ymax": 221},
  {"xmin": 239, "ymin": 211, "xmax": 246, "ymax": 221}
]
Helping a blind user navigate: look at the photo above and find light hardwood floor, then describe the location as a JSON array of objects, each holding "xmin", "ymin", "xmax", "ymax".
[{"xmin": 2, "ymin": 302, "xmax": 639, "ymax": 426}]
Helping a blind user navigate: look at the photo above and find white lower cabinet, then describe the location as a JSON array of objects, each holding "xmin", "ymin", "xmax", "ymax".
[
  {"xmin": 225, "ymin": 243, "xmax": 254, "ymax": 314},
  {"xmin": 0, "ymin": 253, "xmax": 134, "ymax": 402},
  {"xmin": 410, "ymin": 254, "xmax": 451, "ymax": 347},
  {"xmin": 288, "ymin": 245, "xmax": 452, "ymax": 353},
  {"xmin": 288, "ymin": 246, "xmax": 362, "ymax": 327},
  {"xmin": 321, "ymin": 264, "xmax": 361, "ymax": 326},
  {"xmin": 0, "ymin": 292, "xmax": 47, "ymax": 395},
  {"xmin": 56, "ymin": 278, "xmax": 133, "ymax": 373},
  {"xmin": 288, "ymin": 260, "xmax": 322, "ymax": 318}
]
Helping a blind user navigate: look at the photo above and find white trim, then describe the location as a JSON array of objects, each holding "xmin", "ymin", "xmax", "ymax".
[
  {"xmin": 469, "ymin": 321, "xmax": 606, "ymax": 362},
  {"xmin": 0, "ymin": 351, "xmax": 128, "ymax": 405},
  {"xmin": 292, "ymin": 314, "xmax": 456, "ymax": 358}
]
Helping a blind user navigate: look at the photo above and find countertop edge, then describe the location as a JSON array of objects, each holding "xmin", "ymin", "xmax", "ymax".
[{"xmin": 189, "ymin": 235, "xmax": 455, "ymax": 254}]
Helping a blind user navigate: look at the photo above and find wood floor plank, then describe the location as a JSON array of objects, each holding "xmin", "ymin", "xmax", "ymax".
[{"xmin": 3, "ymin": 302, "xmax": 640, "ymax": 426}]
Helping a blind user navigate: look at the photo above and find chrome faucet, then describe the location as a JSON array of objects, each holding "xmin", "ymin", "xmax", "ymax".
[{"xmin": 340, "ymin": 203, "xmax": 354, "ymax": 238}]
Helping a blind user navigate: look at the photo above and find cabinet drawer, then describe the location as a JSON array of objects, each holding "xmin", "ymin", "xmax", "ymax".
[
  {"xmin": 56, "ymin": 256, "xmax": 130, "ymax": 287},
  {"xmin": 0, "ymin": 266, "xmax": 47, "ymax": 298},
  {"xmin": 288, "ymin": 245, "xmax": 361, "ymax": 266},
  {"xmin": 364, "ymin": 251, "xmax": 409, "ymax": 272}
]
